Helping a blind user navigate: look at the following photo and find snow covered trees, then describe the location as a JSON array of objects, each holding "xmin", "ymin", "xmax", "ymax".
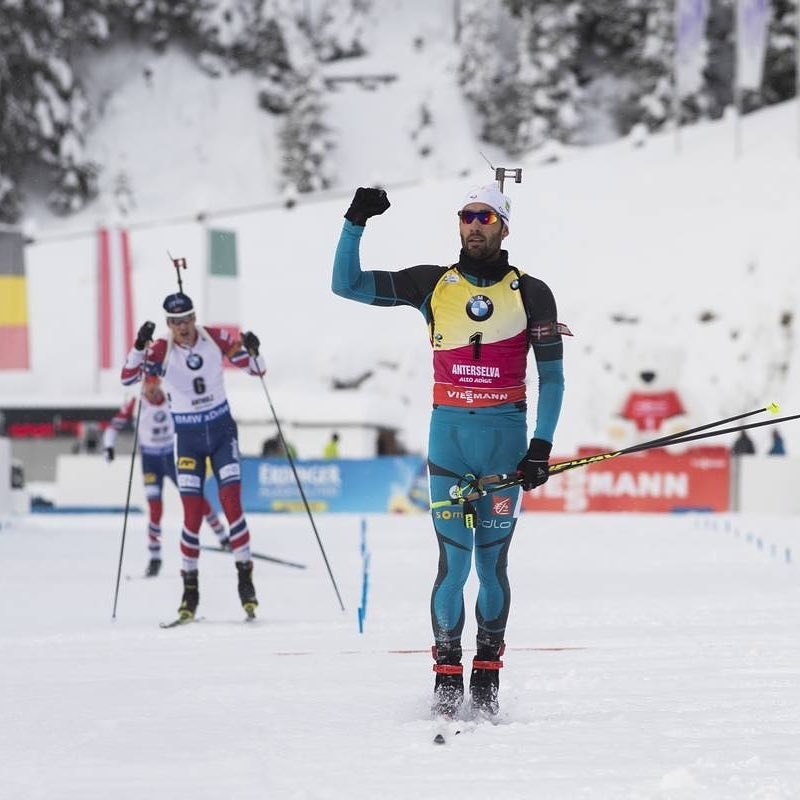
[
  {"xmin": 0, "ymin": 0, "xmax": 343, "ymax": 222},
  {"xmin": 1, "ymin": 0, "xmax": 797, "ymax": 223},
  {"xmin": 458, "ymin": 1, "xmax": 582, "ymax": 154},
  {"xmin": 458, "ymin": 0, "xmax": 796, "ymax": 150},
  {"xmin": 0, "ymin": 0, "xmax": 100, "ymax": 220}
]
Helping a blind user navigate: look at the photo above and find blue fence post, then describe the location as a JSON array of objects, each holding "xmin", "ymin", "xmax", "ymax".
[{"xmin": 357, "ymin": 517, "xmax": 370, "ymax": 633}]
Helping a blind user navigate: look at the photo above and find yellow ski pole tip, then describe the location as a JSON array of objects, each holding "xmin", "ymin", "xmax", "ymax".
[{"xmin": 767, "ymin": 401, "xmax": 780, "ymax": 415}]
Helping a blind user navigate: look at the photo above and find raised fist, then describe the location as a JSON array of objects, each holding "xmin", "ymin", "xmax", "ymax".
[{"xmin": 344, "ymin": 187, "xmax": 390, "ymax": 226}]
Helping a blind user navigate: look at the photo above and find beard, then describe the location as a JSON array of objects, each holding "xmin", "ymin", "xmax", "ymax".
[{"xmin": 460, "ymin": 227, "xmax": 503, "ymax": 260}]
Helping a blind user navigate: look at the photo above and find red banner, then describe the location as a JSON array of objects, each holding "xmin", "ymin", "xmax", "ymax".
[
  {"xmin": 522, "ymin": 447, "xmax": 730, "ymax": 512},
  {"xmin": 97, "ymin": 227, "xmax": 134, "ymax": 370}
]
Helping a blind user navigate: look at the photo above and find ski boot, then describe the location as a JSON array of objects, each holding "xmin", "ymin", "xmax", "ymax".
[
  {"xmin": 145, "ymin": 558, "xmax": 162, "ymax": 578},
  {"xmin": 431, "ymin": 641, "xmax": 464, "ymax": 719},
  {"xmin": 236, "ymin": 560, "xmax": 258, "ymax": 619},
  {"xmin": 469, "ymin": 635, "xmax": 505, "ymax": 716},
  {"xmin": 178, "ymin": 569, "xmax": 199, "ymax": 621}
]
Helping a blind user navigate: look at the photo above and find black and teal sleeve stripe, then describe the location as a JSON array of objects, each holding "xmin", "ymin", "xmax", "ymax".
[{"xmin": 332, "ymin": 220, "xmax": 445, "ymax": 312}]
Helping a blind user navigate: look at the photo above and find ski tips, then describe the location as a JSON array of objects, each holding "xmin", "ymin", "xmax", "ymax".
[{"xmin": 767, "ymin": 401, "xmax": 780, "ymax": 415}]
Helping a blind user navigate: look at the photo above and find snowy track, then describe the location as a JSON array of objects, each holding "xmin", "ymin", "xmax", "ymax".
[{"xmin": 1, "ymin": 512, "xmax": 798, "ymax": 798}]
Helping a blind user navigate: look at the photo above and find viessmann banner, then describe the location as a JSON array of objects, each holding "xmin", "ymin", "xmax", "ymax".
[
  {"xmin": 521, "ymin": 448, "xmax": 730, "ymax": 513},
  {"xmin": 206, "ymin": 455, "xmax": 430, "ymax": 514}
]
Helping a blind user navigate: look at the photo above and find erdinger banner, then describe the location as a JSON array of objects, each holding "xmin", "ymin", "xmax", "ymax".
[
  {"xmin": 206, "ymin": 455, "xmax": 429, "ymax": 513},
  {"xmin": 522, "ymin": 448, "xmax": 730, "ymax": 513}
]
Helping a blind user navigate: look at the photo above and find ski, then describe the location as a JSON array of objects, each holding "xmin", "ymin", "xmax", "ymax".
[
  {"xmin": 431, "ymin": 718, "xmax": 463, "ymax": 745},
  {"xmin": 159, "ymin": 615, "xmax": 203, "ymax": 629},
  {"xmin": 432, "ymin": 727, "xmax": 462, "ymax": 745},
  {"xmin": 431, "ymin": 716, "xmax": 490, "ymax": 744},
  {"xmin": 199, "ymin": 545, "xmax": 306, "ymax": 570},
  {"xmin": 159, "ymin": 614, "xmax": 258, "ymax": 628}
]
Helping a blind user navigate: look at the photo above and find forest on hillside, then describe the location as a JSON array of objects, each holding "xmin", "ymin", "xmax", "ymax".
[{"xmin": 0, "ymin": 0, "xmax": 797, "ymax": 223}]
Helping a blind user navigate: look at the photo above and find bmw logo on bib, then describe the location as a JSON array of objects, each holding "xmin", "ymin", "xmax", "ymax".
[
  {"xmin": 186, "ymin": 353, "xmax": 204, "ymax": 370},
  {"xmin": 154, "ymin": 410, "xmax": 167, "ymax": 423},
  {"xmin": 466, "ymin": 294, "xmax": 493, "ymax": 322}
]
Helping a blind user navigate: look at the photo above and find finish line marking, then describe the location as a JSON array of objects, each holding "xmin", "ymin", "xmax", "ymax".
[{"xmin": 271, "ymin": 646, "xmax": 588, "ymax": 657}]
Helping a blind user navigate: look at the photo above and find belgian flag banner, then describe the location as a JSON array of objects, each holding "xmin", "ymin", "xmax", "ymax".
[{"xmin": 0, "ymin": 228, "xmax": 29, "ymax": 370}]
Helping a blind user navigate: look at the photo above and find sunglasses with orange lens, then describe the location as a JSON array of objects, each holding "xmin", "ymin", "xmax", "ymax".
[{"xmin": 457, "ymin": 209, "xmax": 500, "ymax": 225}]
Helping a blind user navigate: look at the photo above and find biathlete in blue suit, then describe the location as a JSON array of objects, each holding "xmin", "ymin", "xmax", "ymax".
[{"xmin": 332, "ymin": 184, "xmax": 570, "ymax": 718}]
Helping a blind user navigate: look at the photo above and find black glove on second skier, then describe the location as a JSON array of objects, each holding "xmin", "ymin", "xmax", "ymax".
[
  {"xmin": 135, "ymin": 321, "xmax": 155, "ymax": 351},
  {"xmin": 344, "ymin": 187, "xmax": 390, "ymax": 226},
  {"xmin": 242, "ymin": 330, "xmax": 260, "ymax": 356},
  {"xmin": 516, "ymin": 438, "xmax": 552, "ymax": 491}
]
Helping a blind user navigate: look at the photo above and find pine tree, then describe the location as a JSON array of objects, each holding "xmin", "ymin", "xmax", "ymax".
[
  {"xmin": 278, "ymin": 65, "xmax": 335, "ymax": 194},
  {"xmin": 114, "ymin": 0, "xmax": 198, "ymax": 50},
  {"xmin": 625, "ymin": 0, "xmax": 675, "ymax": 132},
  {"xmin": 507, "ymin": 2, "xmax": 582, "ymax": 152},
  {"xmin": 762, "ymin": 0, "xmax": 798, "ymax": 105},
  {"xmin": 460, "ymin": 1, "xmax": 582, "ymax": 154},
  {"xmin": 457, "ymin": 1, "xmax": 505, "ymax": 113},
  {"xmin": 308, "ymin": 0, "xmax": 371, "ymax": 62}
]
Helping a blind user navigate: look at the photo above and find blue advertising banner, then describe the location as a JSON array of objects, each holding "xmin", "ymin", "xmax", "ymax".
[{"xmin": 205, "ymin": 455, "xmax": 429, "ymax": 513}]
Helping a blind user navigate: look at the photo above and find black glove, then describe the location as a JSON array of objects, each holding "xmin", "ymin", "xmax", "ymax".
[
  {"xmin": 104, "ymin": 446, "xmax": 115, "ymax": 462},
  {"xmin": 134, "ymin": 321, "xmax": 155, "ymax": 351},
  {"xmin": 516, "ymin": 438, "xmax": 552, "ymax": 491},
  {"xmin": 242, "ymin": 330, "xmax": 260, "ymax": 356},
  {"xmin": 344, "ymin": 187, "xmax": 390, "ymax": 226}
]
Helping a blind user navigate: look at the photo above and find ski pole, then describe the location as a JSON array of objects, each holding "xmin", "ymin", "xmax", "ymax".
[
  {"xmin": 431, "ymin": 403, "xmax": 785, "ymax": 506},
  {"xmin": 252, "ymin": 368, "xmax": 345, "ymax": 612},
  {"xmin": 199, "ymin": 544, "xmax": 306, "ymax": 570},
  {"xmin": 549, "ymin": 403, "xmax": 786, "ymax": 475},
  {"xmin": 111, "ymin": 363, "xmax": 149, "ymax": 620},
  {"xmin": 555, "ymin": 401, "xmax": 779, "ymax": 472},
  {"xmin": 620, "ymin": 411, "xmax": 800, "ymax": 452}
]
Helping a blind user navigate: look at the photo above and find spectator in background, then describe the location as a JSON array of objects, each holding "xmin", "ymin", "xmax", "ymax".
[
  {"xmin": 323, "ymin": 432, "xmax": 340, "ymax": 459},
  {"xmin": 71, "ymin": 422, "xmax": 102, "ymax": 454},
  {"xmin": 261, "ymin": 435, "xmax": 283, "ymax": 457},
  {"xmin": 731, "ymin": 430, "xmax": 756, "ymax": 456},
  {"xmin": 261, "ymin": 433, "xmax": 297, "ymax": 459},
  {"xmin": 768, "ymin": 429, "xmax": 786, "ymax": 455}
]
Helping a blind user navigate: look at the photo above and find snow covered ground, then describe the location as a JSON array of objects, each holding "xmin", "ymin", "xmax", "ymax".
[{"xmin": 1, "ymin": 510, "xmax": 798, "ymax": 798}]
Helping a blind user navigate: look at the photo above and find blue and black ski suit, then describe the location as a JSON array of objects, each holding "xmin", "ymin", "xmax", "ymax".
[{"xmin": 332, "ymin": 220, "xmax": 565, "ymax": 650}]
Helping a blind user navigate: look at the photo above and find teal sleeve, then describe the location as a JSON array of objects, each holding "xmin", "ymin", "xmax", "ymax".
[
  {"xmin": 331, "ymin": 220, "xmax": 378, "ymax": 303},
  {"xmin": 532, "ymin": 359, "xmax": 564, "ymax": 444}
]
